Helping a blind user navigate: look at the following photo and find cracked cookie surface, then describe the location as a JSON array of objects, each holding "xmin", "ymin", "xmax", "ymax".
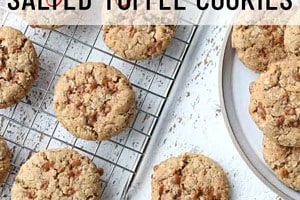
[
  {"xmin": 53, "ymin": 62, "xmax": 136, "ymax": 140},
  {"xmin": 0, "ymin": 26, "xmax": 38, "ymax": 109},
  {"xmin": 12, "ymin": 149, "xmax": 103, "ymax": 200},
  {"xmin": 249, "ymin": 59, "xmax": 300, "ymax": 147},
  {"xmin": 103, "ymin": 25, "xmax": 175, "ymax": 60},
  {"xmin": 263, "ymin": 136, "xmax": 300, "ymax": 190},
  {"xmin": 0, "ymin": 137, "xmax": 10, "ymax": 185},
  {"xmin": 284, "ymin": 25, "xmax": 300, "ymax": 57},
  {"xmin": 151, "ymin": 153, "xmax": 230, "ymax": 200},
  {"xmin": 232, "ymin": 25, "xmax": 287, "ymax": 72}
]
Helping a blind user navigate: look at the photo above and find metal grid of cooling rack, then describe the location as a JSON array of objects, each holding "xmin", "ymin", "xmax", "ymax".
[{"xmin": 0, "ymin": 1, "xmax": 203, "ymax": 199}]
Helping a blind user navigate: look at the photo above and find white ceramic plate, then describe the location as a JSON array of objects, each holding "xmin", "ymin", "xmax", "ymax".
[{"xmin": 220, "ymin": 27, "xmax": 300, "ymax": 200}]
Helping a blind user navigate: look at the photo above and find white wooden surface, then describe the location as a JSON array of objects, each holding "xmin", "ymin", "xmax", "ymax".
[{"xmin": 129, "ymin": 26, "xmax": 281, "ymax": 200}]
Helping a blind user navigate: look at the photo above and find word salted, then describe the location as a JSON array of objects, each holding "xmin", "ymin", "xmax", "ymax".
[
  {"xmin": 107, "ymin": 0, "xmax": 293, "ymax": 10},
  {"xmin": 8, "ymin": 0, "xmax": 91, "ymax": 10}
]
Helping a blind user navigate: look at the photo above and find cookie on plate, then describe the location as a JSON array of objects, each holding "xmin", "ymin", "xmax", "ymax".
[
  {"xmin": 0, "ymin": 26, "xmax": 38, "ymax": 109},
  {"xmin": 249, "ymin": 59, "xmax": 300, "ymax": 147},
  {"xmin": 11, "ymin": 149, "xmax": 103, "ymax": 200},
  {"xmin": 151, "ymin": 153, "xmax": 230, "ymax": 200},
  {"xmin": 263, "ymin": 136, "xmax": 300, "ymax": 190},
  {"xmin": 0, "ymin": 137, "xmax": 10, "ymax": 185},
  {"xmin": 53, "ymin": 62, "xmax": 136, "ymax": 141},
  {"xmin": 284, "ymin": 25, "xmax": 300, "ymax": 57},
  {"xmin": 232, "ymin": 25, "xmax": 286, "ymax": 72},
  {"xmin": 103, "ymin": 25, "xmax": 175, "ymax": 60}
]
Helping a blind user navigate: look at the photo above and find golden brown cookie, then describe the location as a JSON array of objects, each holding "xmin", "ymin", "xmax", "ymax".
[
  {"xmin": 263, "ymin": 136, "xmax": 300, "ymax": 191},
  {"xmin": 53, "ymin": 62, "xmax": 136, "ymax": 141},
  {"xmin": 103, "ymin": 25, "xmax": 175, "ymax": 60},
  {"xmin": 0, "ymin": 137, "xmax": 10, "ymax": 185},
  {"xmin": 284, "ymin": 25, "xmax": 300, "ymax": 56},
  {"xmin": 232, "ymin": 25, "xmax": 287, "ymax": 72},
  {"xmin": 0, "ymin": 26, "xmax": 38, "ymax": 109},
  {"xmin": 249, "ymin": 59, "xmax": 300, "ymax": 147},
  {"xmin": 151, "ymin": 153, "xmax": 230, "ymax": 200},
  {"xmin": 11, "ymin": 149, "xmax": 103, "ymax": 200}
]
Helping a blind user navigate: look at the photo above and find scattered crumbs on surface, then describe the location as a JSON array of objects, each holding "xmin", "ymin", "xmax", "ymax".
[
  {"xmin": 215, "ymin": 107, "xmax": 222, "ymax": 117},
  {"xmin": 176, "ymin": 96, "xmax": 182, "ymax": 104},
  {"xmin": 178, "ymin": 117, "xmax": 182, "ymax": 123},
  {"xmin": 233, "ymin": 172, "xmax": 237, "ymax": 177},
  {"xmin": 163, "ymin": 138, "xmax": 167, "ymax": 145}
]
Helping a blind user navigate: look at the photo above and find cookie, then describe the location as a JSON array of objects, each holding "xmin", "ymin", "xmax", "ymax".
[
  {"xmin": 263, "ymin": 136, "xmax": 300, "ymax": 190},
  {"xmin": 20, "ymin": 0, "xmax": 77, "ymax": 29},
  {"xmin": 0, "ymin": 26, "xmax": 38, "ymax": 109},
  {"xmin": 284, "ymin": 25, "xmax": 300, "ymax": 57},
  {"xmin": 103, "ymin": 25, "xmax": 175, "ymax": 60},
  {"xmin": 232, "ymin": 25, "xmax": 287, "ymax": 72},
  {"xmin": 11, "ymin": 149, "xmax": 103, "ymax": 200},
  {"xmin": 151, "ymin": 153, "xmax": 230, "ymax": 200},
  {"xmin": 53, "ymin": 62, "xmax": 135, "ymax": 141},
  {"xmin": 249, "ymin": 59, "xmax": 300, "ymax": 147},
  {"xmin": 0, "ymin": 137, "xmax": 10, "ymax": 185}
]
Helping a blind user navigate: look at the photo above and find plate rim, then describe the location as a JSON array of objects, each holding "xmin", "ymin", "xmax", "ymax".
[{"xmin": 218, "ymin": 26, "xmax": 292, "ymax": 200}]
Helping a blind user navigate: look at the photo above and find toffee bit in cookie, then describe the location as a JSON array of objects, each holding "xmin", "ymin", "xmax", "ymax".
[
  {"xmin": 280, "ymin": 91, "xmax": 289, "ymax": 105},
  {"xmin": 90, "ymin": 81, "xmax": 98, "ymax": 90},
  {"xmin": 71, "ymin": 159, "xmax": 81, "ymax": 167},
  {"xmin": 12, "ymin": 47, "xmax": 22, "ymax": 53},
  {"xmin": 158, "ymin": 183, "xmax": 164, "ymax": 196},
  {"xmin": 66, "ymin": 188, "xmax": 75, "ymax": 196},
  {"xmin": 172, "ymin": 172, "xmax": 181, "ymax": 185},
  {"xmin": 193, "ymin": 188, "xmax": 203, "ymax": 199},
  {"xmin": 40, "ymin": 180, "xmax": 49, "ymax": 190},
  {"xmin": 204, "ymin": 186, "xmax": 215, "ymax": 200},
  {"xmin": 276, "ymin": 116, "xmax": 285, "ymax": 127},
  {"xmin": 285, "ymin": 108, "xmax": 296, "ymax": 115},
  {"xmin": 26, "ymin": 190, "xmax": 36, "ymax": 199},
  {"xmin": 278, "ymin": 168, "xmax": 290, "ymax": 178},
  {"xmin": 294, "ymin": 73, "xmax": 300, "ymax": 82},
  {"xmin": 289, "ymin": 119, "xmax": 300, "ymax": 128},
  {"xmin": 87, "ymin": 112, "xmax": 97, "ymax": 126},
  {"xmin": 257, "ymin": 102, "xmax": 266, "ymax": 120},
  {"xmin": 41, "ymin": 161, "xmax": 55, "ymax": 172},
  {"xmin": 100, "ymin": 102, "xmax": 111, "ymax": 116},
  {"xmin": 102, "ymin": 76, "xmax": 118, "ymax": 93},
  {"xmin": 67, "ymin": 170, "xmax": 76, "ymax": 178}
]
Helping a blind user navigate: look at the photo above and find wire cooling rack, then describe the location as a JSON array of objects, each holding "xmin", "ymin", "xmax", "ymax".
[{"xmin": 0, "ymin": 1, "xmax": 204, "ymax": 199}]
